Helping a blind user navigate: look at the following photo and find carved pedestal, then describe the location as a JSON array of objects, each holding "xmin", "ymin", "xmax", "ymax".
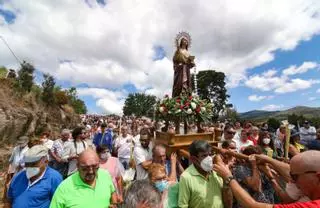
[{"xmin": 155, "ymin": 131, "xmax": 219, "ymax": 158}]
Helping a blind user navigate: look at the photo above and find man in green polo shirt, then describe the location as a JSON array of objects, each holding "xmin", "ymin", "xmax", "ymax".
[
  {"xmin": 178, "ymin": 140, "xmax": 233, "ymax": 208},
  {"xmin": 50, "ymin": 149, "xmax": 117, "ymax": 208}
]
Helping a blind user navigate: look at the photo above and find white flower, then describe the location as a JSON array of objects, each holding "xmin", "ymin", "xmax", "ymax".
[
  {"xmin": 187, "ymin": 109, "xmax": 193, "ymax": 114},
  {"xmin": 159, "ymin": 107, "xmax": 164, "ymax": 112},
  {"xmin": 201, "ymin": 107, "xmax": 206, "ymax": 112},
  {"xmin": 191, "ymin": 102, "xmax": 197, "ymax": 109}
]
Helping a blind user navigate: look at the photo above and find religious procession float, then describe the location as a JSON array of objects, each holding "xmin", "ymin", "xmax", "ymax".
[{"xmin": 154, "ymin": 32, "xmax": 222, "ymax": 157}]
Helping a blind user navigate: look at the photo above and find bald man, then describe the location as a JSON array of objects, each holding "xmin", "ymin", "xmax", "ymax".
[
  {"xmin": 213, "ymin": 150, "xmax": 320, "ymax": 208},
  {"xmin": 50, "ymin": 149, "xmax": 117, "ymax": 208},
  {"xmin": 152, "ymin": 144, "xmax": 184, "ymax": 181}
]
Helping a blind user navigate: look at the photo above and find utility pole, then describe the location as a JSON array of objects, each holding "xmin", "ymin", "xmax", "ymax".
[{"xmin": 0, "ymin": 35, "xmax": 22, "ymax": 64}]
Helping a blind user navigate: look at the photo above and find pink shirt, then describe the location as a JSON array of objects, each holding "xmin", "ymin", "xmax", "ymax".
[{"xmin": 99, "ymin": 157, "xmax": 124, "ymax": 193}]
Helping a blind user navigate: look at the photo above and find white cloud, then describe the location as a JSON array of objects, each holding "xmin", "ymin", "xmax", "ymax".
[
  {"xmin": 1, "ymin": 0, "xmax": 320, "ymax": 113},
  {"xmin": 245, "ymin": 74, "xmax": 286, "ymax": 91},
  {"xmin": 308, "ymin": 97, "xmax": 316, "ymax": 101},
  {"xmin": 262, "ymin": 69, "xmax": 278, "ymax": 77},
  {"xmin": 248, "ymin": 94, "xmax": 274, "ymax": 102},
  {"xmin": 282, "ymin": 62, "xmax": 318, "ymax": 76},
  {"xmin": 77, "ymin": 88, "xmax": 126, "ymax": 115},
  {"xmin": 317, "ymin": 89, "xmax": 320, "ymax": 93},
  {"xmin": 261, "ymin": 104, "xmax": 284, "ymax": 111},
  {"xmin": 0, "ymin": 16, "xmax": 5, "ymax": 26},
  {"xmin": 245, "ymin": 67, "xmax": 320, "ymax": 93},
  {"xmin": 274, "ymin": 79, "xmax": 320, "ymax": 93}
]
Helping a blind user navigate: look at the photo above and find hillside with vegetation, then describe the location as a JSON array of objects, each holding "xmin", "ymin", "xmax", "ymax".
[
  {"xmin": 239, "ymin": 106, "xmax": 320, "ymax": 130},
  {"xmin": 0, "ymin": 62, "xmax": 87, "ymax": 145}
]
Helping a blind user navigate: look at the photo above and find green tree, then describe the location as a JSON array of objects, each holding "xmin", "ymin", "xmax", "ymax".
[
  {"xmin": 288, "ymin": 113, "xmax": 306, "ymax": 128},
  {"xmin": 17, "ymin": 61, "xmax": 35, "ymax": 92},
  {"xmin": 222, "ymin": 106, "xmax": 240, "ymax": 123},
  {"xmin": 72, "ymin": 98, "xmax": 87, "ymax": 114},
  {"xmin": 55, "ymin": 90, "xmax": 69, "ymax": 106},
  {"xmin": 192, "ymin": 70, "xmax": 229, "ymax": 121},
  {"xmin": 41, "ymin": 73, "xmax": 56, "ymax": 105},
  {"xmin": 123, "ymin": 93, "xmax": 157, "ymax": 117},
  {"xmin": 267, "ymin": 118, "xmax": 281, "ymax": 131},
  {"xmin": 66, "ymin": 87, "xmax": 77, "ymax": 102},
  {"xmin": 65, "ymin": 87, "xmax": 87, "ymax": 114}
]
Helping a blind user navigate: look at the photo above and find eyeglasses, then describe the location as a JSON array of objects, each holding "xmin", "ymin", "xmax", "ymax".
[
  {"xmin": 79, "ymin": 164, "xmax": 99, "ymax": 172},
  {"xmin": 290, "ymin": 171, "xmax": 317, "ymax": 181},
  {"xmin": 227, "ymin": 131, "xmax": 236, "ymax": 135}
]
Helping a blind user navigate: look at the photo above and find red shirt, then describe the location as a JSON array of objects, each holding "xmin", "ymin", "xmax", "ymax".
[
  {"xmin": 274, "ymin": 200, "xmax": 320, "ymax": 208},
  {"xmin": 248, "ymin": 136, "xmax": 258, "ymax": 145}
]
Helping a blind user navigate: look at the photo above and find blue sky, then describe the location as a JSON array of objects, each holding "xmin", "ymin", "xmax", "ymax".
[
  {"xmin": 1, "ymin": 0, "xmax": 320, "ymax": 114},
  {"xmin": 229, "ymin": 35, "xmax": 320, "ymax": 112}
]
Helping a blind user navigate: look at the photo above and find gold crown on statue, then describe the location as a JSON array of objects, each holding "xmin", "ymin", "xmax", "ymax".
[{"xmin": 175, "ymin": 31, "xmax": 192, "ymax": 48}]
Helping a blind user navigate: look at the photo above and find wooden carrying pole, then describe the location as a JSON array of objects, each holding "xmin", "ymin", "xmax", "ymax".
[{"xmin": 178, "ymin": 146, "xmax": 249, "ymax": 161}]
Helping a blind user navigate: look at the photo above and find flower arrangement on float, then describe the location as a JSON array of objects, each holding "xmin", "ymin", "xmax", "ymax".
[{"xmin": 155, "ymin": 94, "xmax": 213, "ymax": 123}]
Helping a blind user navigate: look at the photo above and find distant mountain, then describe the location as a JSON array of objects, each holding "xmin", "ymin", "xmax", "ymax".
[
  {"xmin": 239, "ymin": 110, "xmax": 279, "ymax": 120},
  {"xmin": 239, "ymin": 106, "xmax": 320, "ymax": 121}
]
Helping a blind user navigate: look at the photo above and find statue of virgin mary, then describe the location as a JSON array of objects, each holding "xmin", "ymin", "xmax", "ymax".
[{"xmin": 172, "ymin": 32, "xmax": 195, "ymax": 97}]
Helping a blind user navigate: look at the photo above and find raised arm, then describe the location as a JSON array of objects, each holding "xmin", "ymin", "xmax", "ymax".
[
  {"xmin": 255, "ymin": 154, "xmax": 291, "ymax": 182},
  {"xmin": 168, "ymin": 152, "xmax": 177, "ymax": 182},
  {"xmin": 213, "ymin": 157, "xmax": 273, "ymax": 208}
]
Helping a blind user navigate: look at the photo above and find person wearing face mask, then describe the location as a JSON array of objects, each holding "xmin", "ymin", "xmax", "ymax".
[
  {"xmin": 96, "ymin": 145, "xmax": 124, "ymax": 204},
  {"xmin": 148, "ymin": 163, "xmax": 178, "ymax": 208},
  {"xmin": 178, "ymin": 140, "xmax": 232, "ymax": 208},
  {"xmin": 258, "ymin": 131, "xmax": 276, "ymax": 158},
  {"xmin": 5, "ymin": 145, "xmax": 62, "ymax": 208}
]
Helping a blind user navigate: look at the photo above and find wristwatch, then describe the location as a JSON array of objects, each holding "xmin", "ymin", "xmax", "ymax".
[{"xmin": 224, "ymin": 175, "xmax": 235, "ymax": 186}]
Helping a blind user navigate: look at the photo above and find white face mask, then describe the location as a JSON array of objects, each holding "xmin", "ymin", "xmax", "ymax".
[
  {"xmin": 26, "ymin": 167, "xmax": 40, "ymax": 179},
  {"xmin": 263, "ymin": 138, "xmax": 271, "ymax": 145},
  {"xmin": 200, "ymin": 156, "xmax": 213, "ymax": 172}
]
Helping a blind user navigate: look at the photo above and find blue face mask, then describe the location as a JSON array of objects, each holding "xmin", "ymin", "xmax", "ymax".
[{"xmin": 154, "ymin": 180, "xmax": 168, "ymax": 192}]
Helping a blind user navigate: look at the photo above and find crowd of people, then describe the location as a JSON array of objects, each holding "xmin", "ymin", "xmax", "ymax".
[{"xmin": 2, "ymin": 114, "xmax": 320, "ymax": 208}]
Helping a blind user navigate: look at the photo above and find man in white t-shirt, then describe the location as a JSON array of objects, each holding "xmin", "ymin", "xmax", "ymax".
[
  {"xmin": 238, "ymin": 129, "xmax": 254, "ymax": 152},
  {"xmin": 220, "ymin": 124, "xmax": 240, "ymax": 152},
  {"xmin": 114, "ymin": 126, "xmax": 134, "ymax": 170},
  {"xmin": 8, "ymin": 136, "xmax": 29, "ymax": 175},
  {"xmin": 40, "ymin": 132, "xmax": 54, "ymax": 150},
  {"xmin": 299, "ymin": 120, "xmax": 316, "ymax": 144},
  {"xmin": 133, "ymin": 128, "xmax": 153, "ymax": 180}
]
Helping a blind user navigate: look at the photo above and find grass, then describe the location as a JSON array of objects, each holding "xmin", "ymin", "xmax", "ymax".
[{"xmin": 0, "ymin": 67, "xmax": 7, "ymax": 78}]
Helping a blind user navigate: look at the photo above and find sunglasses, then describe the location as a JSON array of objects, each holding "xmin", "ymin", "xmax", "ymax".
[
  {"xmin": 227, "ymin": 131, "xmax": 236, "ymax": 135},
  {"xmin": 290, "ymin": 171, "xmax": 317, "ymax": 182},
  {"xmin": 79, "ymin": 164, "xmax": 99, "ymax": 172}
]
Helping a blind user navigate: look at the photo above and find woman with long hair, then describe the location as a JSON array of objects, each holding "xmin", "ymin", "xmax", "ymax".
[{"xmin": 258, "ymin": 131, "xmax": 276, "ymax": 158}]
